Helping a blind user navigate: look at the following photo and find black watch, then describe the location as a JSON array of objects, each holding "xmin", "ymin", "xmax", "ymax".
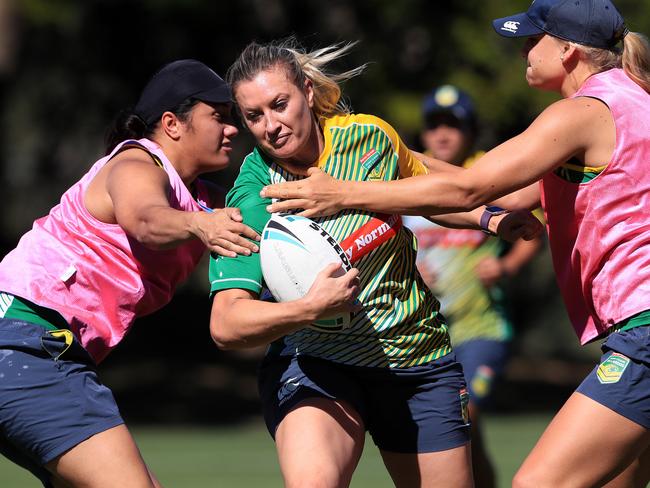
[{"xmin": 480, "ymin": 206, "xmax": 509, "ymax": 235}]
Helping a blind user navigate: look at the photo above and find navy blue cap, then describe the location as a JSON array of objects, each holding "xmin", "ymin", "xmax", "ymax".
[
  {"xmin": 422, "ymin": 85, "xmax": 477, "ymax": 132},
  {"xmin": 135, "ymin": 59, "xmax": 232, "ymax": 125},
  {"xmin": 492, "ymin": 0, "xmax": 628, "ymax": 49}
]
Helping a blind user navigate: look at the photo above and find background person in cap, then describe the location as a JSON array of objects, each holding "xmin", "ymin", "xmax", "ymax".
[
  {"xmin": 404, "ymin": 85, "xmax": 542, "ymax": 488},
  {"xmin": 0, "ymin": 58, "xmax": 259, "ymax": 487},
  {"xmin": 259, "ymin": 0, "xmax": 650, "ymax": 485}
]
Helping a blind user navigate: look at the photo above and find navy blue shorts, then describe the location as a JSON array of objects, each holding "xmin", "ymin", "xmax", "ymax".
[
  {"xmin": 258, "ymin": 353, "xmax": 471, "ymax": 453},
  {"xmin": 576, "ymin": 325, "xmax": 650, "ymax": 428},
  {"xmin": 0, "ymin": 319, "xmax": 124, "ymax": 486},
  {"xmin": 454, "ymin": 339, "xmax": 510, "ymax": 408}
]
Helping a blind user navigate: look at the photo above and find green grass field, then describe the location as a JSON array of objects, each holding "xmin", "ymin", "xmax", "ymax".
[{"xmin": 0, "ymin": 414, "xmax": 553, "ymax": 487}]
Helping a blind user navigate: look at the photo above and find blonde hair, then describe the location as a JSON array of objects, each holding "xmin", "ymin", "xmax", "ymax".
[
  {"xmin": 571, "ymin": 31, "xmax": 650, "ymax": 92},
  {"xmin": 226, "ymin": 38, "xmax": 367, "ymax": 118}
]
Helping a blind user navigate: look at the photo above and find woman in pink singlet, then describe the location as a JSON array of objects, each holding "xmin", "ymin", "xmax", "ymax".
[
  {"xmin": 0, "ymin": 60, "xmax": 262, "ymax": 487},
  {"xmin": 259, "ymin": 0, "xmax": 650, "ymax": 485}
]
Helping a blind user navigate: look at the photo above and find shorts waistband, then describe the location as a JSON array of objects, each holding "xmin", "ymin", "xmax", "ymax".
[{"xmin": 0, "ymin": 317, "xmax": 69, "ymax": 338}]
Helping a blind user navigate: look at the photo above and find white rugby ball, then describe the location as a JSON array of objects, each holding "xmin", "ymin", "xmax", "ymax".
[{"xmin": 260, "ymin": 213, "xmax": 353, "ymax": 332}]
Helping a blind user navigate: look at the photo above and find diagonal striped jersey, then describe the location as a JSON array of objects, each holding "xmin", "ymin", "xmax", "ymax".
[{"xmin": 210, "ymin": 113, "xmax": 452, "ymax": 368}]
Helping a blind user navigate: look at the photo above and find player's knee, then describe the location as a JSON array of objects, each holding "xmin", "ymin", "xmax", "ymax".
[
  {"xmin": 282, "ymin": 458, "xmax": 355, "ymax": 488},
  {"xmin": 284, "ymin": 470, "xmax": 350, "ymax": 488},
  {"xmin": 512, "ymin": 465, "xmax": 551, "ymax": 488}
]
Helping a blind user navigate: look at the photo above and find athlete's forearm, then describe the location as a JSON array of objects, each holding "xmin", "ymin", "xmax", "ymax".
[
  {"xmin": 427, "ymin": 207, "xmax": 485, "ymax": 230},
  {"xmin": 124, "ymin": 204, "xmax": 198, "ymax": 250},
  {"xmin": 339, "ymin": 174, "xmax": 485, "ymax": 216},
  {"xmin": 411, "ymin": 150, "xmax": 464, "ymax": 174},
  {"xmin": 210, "ymin": 296, "xmax": 318, "ymax": 350},
  {"xmin": 490, "ymin": 184, "xmax": 542, "ymax": 211}
]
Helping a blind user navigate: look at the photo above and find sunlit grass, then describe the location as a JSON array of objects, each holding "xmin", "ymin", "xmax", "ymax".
[{"xmin": 0, "ymin": 414, "xmax": 552, "ymax": 487}]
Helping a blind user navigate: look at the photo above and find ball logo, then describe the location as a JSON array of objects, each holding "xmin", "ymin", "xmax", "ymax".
[
  {"xmin": 260, "ymin": 214, "xmax": 354, "ymax": 333},
  {"xmin": 308, "ymin": 222, "xmax": 352, "ymax": 271}
]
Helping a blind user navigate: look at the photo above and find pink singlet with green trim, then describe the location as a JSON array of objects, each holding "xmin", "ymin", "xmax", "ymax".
[
  {"xmin": 0, "ymin": 139, "xmax": 211, "ymax": 363},
  {"xmin": 540, "ymin": 68, "xmax": 650, "ymax": 344}
]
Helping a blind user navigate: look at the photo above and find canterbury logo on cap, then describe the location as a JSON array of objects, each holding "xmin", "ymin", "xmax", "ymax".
[{"xmin": 501, "ymin": 21, "xmax": 520, "ymax": 33}]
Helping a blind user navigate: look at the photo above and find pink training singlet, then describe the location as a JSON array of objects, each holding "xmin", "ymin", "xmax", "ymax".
[
  {"xmin": 0, "ymin": 139, "xmax": 212, "ymax": 363},
  {"xmin": 540, "ymin": 68, "xmax": 650, "ymax": 344}
]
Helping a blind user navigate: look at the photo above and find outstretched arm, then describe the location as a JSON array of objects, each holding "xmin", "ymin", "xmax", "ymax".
[
  {"xmin": 95, "ymin": 148, "xmax": 260, "ymax": 257},
  {"xmin": 429, "ymin": 205, "xmax": 543, "ymax": 242},
  {"xmin": 261, "ymin": 98, "xmax": 601, "ymax": 217}
]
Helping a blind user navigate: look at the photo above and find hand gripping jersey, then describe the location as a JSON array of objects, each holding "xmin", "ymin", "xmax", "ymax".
[
  {"xmin": 0, "ymin": 139, "xmax": 211, "ymax": 363},
  {"xmin": 210, "ymin": 113, "xmax": 452, "ymax": 368},
  {"xmin": 540, "ymin": 68, "xmax": 650, "ymax": 344}
]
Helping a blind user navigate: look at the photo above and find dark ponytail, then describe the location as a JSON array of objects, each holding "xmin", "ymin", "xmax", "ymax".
[
  {"xmin": 104, "ymin": 98, "xmax": 201, "ymax": 155},
  {"xmin": 104, "ymin": 110, "xmax": 151, "ymax": 155}
]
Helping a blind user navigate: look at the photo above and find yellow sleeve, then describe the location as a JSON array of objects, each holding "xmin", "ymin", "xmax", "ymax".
[{"xmin": 358, "ymin": 114, "xmax": 428, "ymax": 178}]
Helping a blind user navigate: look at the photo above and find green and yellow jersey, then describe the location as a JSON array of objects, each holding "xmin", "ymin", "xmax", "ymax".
[
  {"xmin": 403, "ymin": 151, "xmax": 511, "ymax": 345},
  {"xmin": 210, "ymin": 113, "xmax": 451, "ymax": 368},
  {"xmin": 402, "ymin": 216, "xmax": 512, "ymax": 345}
]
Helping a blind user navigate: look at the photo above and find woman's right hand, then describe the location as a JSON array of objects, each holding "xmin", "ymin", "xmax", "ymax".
[
  {"xmin": 261, "ymin": 167, "xmax": 345, "ymax": 217},
  {"xmin": 191, "ymin": 207, "xmax": 260, "ymax": 257},
  {"xmin": 492, "ymin": 209, "xmax": 543, "ymax": 242},
  {"xmin": 302, "ymin": 262, "xmax": 362, "ymax": 318}
]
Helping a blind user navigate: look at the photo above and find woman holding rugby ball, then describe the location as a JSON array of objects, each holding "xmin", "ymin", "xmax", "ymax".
[
  {"xmin": 261, "ymin": 0, "xmax": 650, "ymax": 486},
  {"xmin": 209, "ymin": 39, "xmax": 540, "ymax": 487}
]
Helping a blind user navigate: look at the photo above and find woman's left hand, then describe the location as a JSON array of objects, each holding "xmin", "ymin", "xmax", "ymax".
[
  {"xmin": 260, "ymin": 167, "xmax": 344, "ymax": 217},
  {"xmin": 492, "ymin": 210, "xmax": 544, "ymax": 242},
  {"xmin": 474, "ymin": 257, "xmax": 504, "ymax": 287}
]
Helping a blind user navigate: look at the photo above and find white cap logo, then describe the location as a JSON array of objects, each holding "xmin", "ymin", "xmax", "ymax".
[
  {"xmin": 501, "ymin": 21, "xmax": 520, "ymax": 33},
  {"xmin": 434, "ymin": 85, "xmax": 459, "ymax": 108}
]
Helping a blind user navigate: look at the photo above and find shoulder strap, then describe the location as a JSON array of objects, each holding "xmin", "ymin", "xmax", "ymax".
[{"xmin": 112, "ymin": 140, "xmax": 164, "ymax": 169}]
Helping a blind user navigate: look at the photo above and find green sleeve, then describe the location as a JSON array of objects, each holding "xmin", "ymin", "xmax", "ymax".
[{"xmin": 209, "ymin": 155, "xmax": 272, "ymax": 296}]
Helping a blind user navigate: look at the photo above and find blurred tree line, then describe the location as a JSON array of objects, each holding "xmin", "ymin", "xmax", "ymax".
[{"xmin": 1, "ymin": 0, "xmax": 647, "ymax": 422}]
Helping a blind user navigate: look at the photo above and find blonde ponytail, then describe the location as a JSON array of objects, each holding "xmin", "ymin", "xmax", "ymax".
[
  {"xmin": 621, "ymin": 32, "xmax": 650, "ymax": 93},
  {"xmin": 571, "ymin": 31, "xmax": 650, "ymax": 93},
  {"xmin": 287, "ymin": 43, "xmax": 366, "ymax": 117}
]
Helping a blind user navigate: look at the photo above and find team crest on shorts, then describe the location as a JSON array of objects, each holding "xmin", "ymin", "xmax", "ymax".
[
  {"xmin": 470, "ymin": 365, "xmax": 495, "ymax": 398},
  {"xmin": 459, "ymin": 388, "xmax": 470, "ymax": 425},
  {"xmin": 596, "ymin": 352, "xmax": 630, "ymax": 384}
]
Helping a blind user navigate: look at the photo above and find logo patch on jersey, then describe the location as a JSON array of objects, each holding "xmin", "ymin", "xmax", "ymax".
[
  {"xmin": 360, "ymin": 148, "xmax": 380, "ymax": 169},
  {"xmin": 367, "ymin": 165, "xmax": 385, "ymax": 181},
  {"xmin": 360, "ymin": 148, "xmax": 384, "ymax": 180},
  {"xmin": 596, "ymin": 352, "xmax": 630, "ymax": 384},
  {"xmin": 459, "ymin": 388, "xmax": 470, "ymax": 425},
  {"xmin": 340, "ymin": 214, "xmax": 402, "ymax": 263},
  {"xmin": 470, "ymin": 365, "xmax": 495, "ymax": 398}
]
